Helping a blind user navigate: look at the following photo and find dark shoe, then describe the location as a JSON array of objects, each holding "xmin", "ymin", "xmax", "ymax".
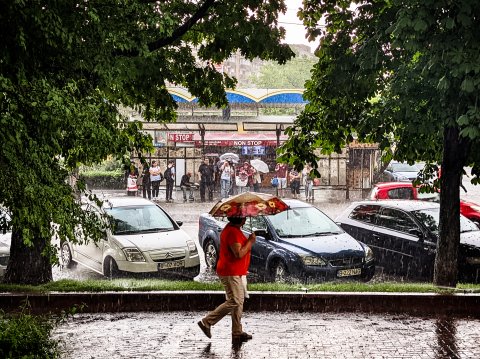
[
  {"xmin": 232, "ymin": 332, "xmax": 252, "ymax": 341},
  {"xmin": 198, "ymin": 320, "xmax": 211, "ymax": 339}
]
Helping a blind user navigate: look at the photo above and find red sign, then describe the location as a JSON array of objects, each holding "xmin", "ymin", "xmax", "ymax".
[
  {"xmin": 168, "ymin": 133, "xmax": 194, "ymax": 142},
  {"xmin": 196, "ymin": 140, "xmax": 278, "ymax": 146}
]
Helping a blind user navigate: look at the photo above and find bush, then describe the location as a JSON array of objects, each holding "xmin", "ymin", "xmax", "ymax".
[
  {"xmin": 0, "ymin": 308, "xmax": 60, "ymax": 358},
  {"xmin": 79, "ymin": 170, "xmax": 125, "ymax": 190}
]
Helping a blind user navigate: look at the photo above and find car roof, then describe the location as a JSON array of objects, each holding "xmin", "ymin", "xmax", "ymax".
[
  {"xmin": 101, "ymin": 196, "xmax": 155, "ymax": 208},
  {"xmin": 352, "ymin": 199, "xmax": 439, "ymax": 211},
  {"xmin": 282, "ymin": 199, "xmax": 313, "ymax": 209},
  {"xmin": 374, "ymin": 182, "xmax": 415, "ymax": 189}
]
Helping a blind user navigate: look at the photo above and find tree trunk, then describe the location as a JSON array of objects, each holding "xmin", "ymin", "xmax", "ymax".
[
  {"xmin": 433, "ymin": 126, "xmax": 467, "ymax": 287},
  {"xmin": 3, "ymin": 226, "xmax": 53, "ymax": 285}
]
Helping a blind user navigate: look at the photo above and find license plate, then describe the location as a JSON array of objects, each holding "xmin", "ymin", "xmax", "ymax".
[
  {"xmin": 337, "ymin": 268, "xmax": 362, "ymax": 277},
  {"xmin": 158, "ymin": 260, "xmax": 185, "ymax": 270}
]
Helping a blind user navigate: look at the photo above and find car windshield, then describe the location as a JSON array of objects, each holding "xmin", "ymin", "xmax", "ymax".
[
  {"xmin": 267, "ymin": 207, "xmax": 342, "ymax": 237},
  {"xmin": 391, "ymin": 162, "xmax": 419, "ymax": 172},
  {"xmin": 105, "ymin": 205, "xmax": 175, "ymax": 235},
  {"xmin": 411, "ymin": 208, "xmax": 478, "ymax": 235}
]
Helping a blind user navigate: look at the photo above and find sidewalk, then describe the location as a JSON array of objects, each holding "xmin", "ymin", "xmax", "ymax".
[{"xmin": 53, "ymin": 311, "xmax": 480, "ymax": 358}]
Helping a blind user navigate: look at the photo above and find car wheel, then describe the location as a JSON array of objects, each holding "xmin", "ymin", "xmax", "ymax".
[
  {"xmin": 270, "ymin": 260, "xmax": 288, "ymax": 283},
  {"xmin": 204, "ymin": 239, "xmax": 218, "ymax": 269},
  {"xmin": 103, "ymin": 256, "xmax": 120, "ymax": 278},
  {"xmin": 61, "ymin": 242, "xmax": 76, "ymax": 269}
]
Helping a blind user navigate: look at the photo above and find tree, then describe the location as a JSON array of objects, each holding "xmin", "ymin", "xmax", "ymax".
[
  {"xmin": 250, "ymin": 50, "xmax": 316, "ymax": 88},
  {"xmin": 279, "ymin": 0, "xmax": 480, "ymax": 286},
  {"xmin": 0, "ymin": 0, "xmax": 293, "ymax": 284}
]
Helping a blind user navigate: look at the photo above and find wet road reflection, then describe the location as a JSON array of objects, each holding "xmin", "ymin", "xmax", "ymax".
[{"xmin": 435, "ymin": 317, "xmax": 459, "ymax": 359}]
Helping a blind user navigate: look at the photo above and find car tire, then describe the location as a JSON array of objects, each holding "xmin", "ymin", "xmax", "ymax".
[
  {"xmin": 103, "ymin": 256, "xmax": 120, "ymax": 278},
  {"xmin": 270, "ymin": 260, "xmax": 288, "ymax": 283},
  {"xmin": 61, "ymin": 242, "xmax": 76, "ymax": 269},
  {"xmin": 204, "ymin": 239, "xmax": 218, "ymax": 270}
]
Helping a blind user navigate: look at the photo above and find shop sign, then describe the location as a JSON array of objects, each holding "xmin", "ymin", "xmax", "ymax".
[
  {"xmin": 196, "ymin": 140, "xmax": 278, "ymax": 146},
  {"xmin": 168, "ymin": 133, "xmax": 194, "ymax": 142}
]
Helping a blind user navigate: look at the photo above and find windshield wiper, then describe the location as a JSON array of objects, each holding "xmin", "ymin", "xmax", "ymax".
[
  {"xmin": 306, "ymin": 231, "xmax": 343, "ymax": 236},
  {"xmin": 136, "ymin": 227, "xmax": 172, "ymax": 233},
  {"xmin": 115, "ymin": 230, "xmax": 139, "ymax": 235}
]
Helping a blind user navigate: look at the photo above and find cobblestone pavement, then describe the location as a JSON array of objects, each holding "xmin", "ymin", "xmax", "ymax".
[{"xmin": 54, "ymin": 311, "xmax": 480, "ymax": 359}]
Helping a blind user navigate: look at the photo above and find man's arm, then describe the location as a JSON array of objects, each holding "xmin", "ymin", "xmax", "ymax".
[{"xmin": 229, "ymin": 233, "xmax": 256, "ymax": 259}]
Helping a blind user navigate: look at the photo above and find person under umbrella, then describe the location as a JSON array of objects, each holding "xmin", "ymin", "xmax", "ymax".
[
  {"xmin": 197, "ymin": 215, "xmax": 256, "ymax": 342},
  {"xmin": 198, "ymin": 192, "xmax": 288, "ymax": 341}
]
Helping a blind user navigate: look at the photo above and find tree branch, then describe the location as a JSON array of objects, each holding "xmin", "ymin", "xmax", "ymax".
[{"xmin": 148, "ymin": 0, "xmax": 217, "ymax": 51}]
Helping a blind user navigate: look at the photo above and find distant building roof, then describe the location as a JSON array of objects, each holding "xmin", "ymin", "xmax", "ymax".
[{"xmin": 168, "ymin": 88, "xmax": 307, "ymax": 105}]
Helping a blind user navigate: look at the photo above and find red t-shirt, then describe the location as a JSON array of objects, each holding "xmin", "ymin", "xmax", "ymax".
[{"xmin": 216, "ymin": 223, "xmax": 250, "ymax": 276}]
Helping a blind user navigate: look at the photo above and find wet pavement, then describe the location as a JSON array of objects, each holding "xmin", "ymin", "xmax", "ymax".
[{"xmin": 53, "ymin": 311, "xmax": 480, "ymax": 358}]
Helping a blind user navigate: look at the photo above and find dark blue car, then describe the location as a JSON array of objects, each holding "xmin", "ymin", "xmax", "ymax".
[{"xmin": 198, "ymin": 199, "xmax": 375, "ymax": 283}]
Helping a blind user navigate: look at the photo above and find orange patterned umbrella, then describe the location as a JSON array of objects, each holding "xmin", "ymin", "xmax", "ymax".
[{"xmin": 209, "ymin": 192, "xmax": 289, "ymax": 217}]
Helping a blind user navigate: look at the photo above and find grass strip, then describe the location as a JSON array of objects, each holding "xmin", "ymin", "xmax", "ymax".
[{"xmin": 0, "ymin": 279, "xmax": 479, "ymax": 294}]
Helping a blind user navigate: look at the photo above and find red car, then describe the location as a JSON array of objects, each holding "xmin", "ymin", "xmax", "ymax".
[{"xmin": 368, "ymin": 182, "xmax": 480, "ymax": 225}]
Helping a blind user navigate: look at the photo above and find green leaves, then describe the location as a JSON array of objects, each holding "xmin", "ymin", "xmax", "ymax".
[{"xmin": 1, "ymin": 0, "xmax": 294, "ymax": 284}]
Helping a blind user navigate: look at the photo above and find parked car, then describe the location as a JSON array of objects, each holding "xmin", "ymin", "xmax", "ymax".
[
  {"xmin": 61, "ymin": 196, "xmax": 200, "ymax": 279},
  {"xmin": 368, "ymin": 182, "xmax": 480, "ymax": 225},
  {"xmin": 198, "ymin": 199, "xmax": 375, "ymax": 283},
  {"xmin": 379, "ymin": 161, "xmax": 422, "ymax": 182},
  {"xmin": 336, "ymin": 200, "xmax": 480, "ymax": 282}
]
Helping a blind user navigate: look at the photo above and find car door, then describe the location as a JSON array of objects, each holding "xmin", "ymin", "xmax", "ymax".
[
  {"xmin": 72, "ymin": 204, "xmax": 105, "ymax": 272},
  {"xmin": 372, "ymin": 207, "xmax": 433, "ymax": 278},
  {"xmin": 244, "ymin": 216, "xmax": 274, "ymax": 275}
]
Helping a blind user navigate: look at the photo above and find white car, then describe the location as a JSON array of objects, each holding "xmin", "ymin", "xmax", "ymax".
[{"xmin": 61, "ymin": 196, "xmax": 200, "ymax": 279}]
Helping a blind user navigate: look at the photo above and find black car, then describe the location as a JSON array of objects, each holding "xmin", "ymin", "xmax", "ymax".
[
  {"xmin": 336, "ymin": 200, "xmax": 480, "ymax": 282},
  {"xmin": 198, "ymin": 200, "xmax": 375, "ymax": 283}
]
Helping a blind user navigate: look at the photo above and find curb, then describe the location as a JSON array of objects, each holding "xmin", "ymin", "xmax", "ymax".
[{"xmin": 1, "ymin": 291, "xmax": 480, "ymax": 318}]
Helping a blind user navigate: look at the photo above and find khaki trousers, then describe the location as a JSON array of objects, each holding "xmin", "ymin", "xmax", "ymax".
[{"xmin": 202, "ymin": 275, "xmax": 245, "ymax": 335}]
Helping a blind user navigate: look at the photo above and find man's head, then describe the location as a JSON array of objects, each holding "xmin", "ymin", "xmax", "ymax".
[
  {"xmin": 187, "ymin": 172, "xmax": 191, "ymax": 177},
  {"xmin": 204, "ymin": 158, "xmax": 209, "ymax": 164},
  {"xmin": 227, "ymin": 216, "xmax": 246, "ymax": 226},
  {"xmin": 168, "ymin": 160, "xmax": 174, "ymax": 166}
]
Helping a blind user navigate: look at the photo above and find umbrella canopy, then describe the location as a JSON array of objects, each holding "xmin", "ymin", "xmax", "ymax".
[
  {"xmin": 209, "ymin": 192, "xmax": 289, "ymax": 217},
  {"xmin": 219, "ymin": 152, "xmax": 240, "ymax": 163},
  {"xmin": 250, "ymin": 159, "xmax": 269, "ymax": 173}
]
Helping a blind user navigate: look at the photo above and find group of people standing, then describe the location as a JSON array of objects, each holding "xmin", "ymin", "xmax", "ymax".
[
  {"xmin": 126, "ymin": 156, "xmax": 316, "ymax": 202},
  {"xmin": 125, "ymin": 160, "xmax": 176, "ymax": 202},
  {"xmin": 274, "ymin": 162, "xmax": 315, "ymax": 200},
  {"xmin": 196, "ymin": 157, "xmax": 264, "ymax": 202}
]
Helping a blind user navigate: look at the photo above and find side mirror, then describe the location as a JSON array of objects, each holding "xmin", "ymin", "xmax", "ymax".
[{"xmin": 176, "ymin": 221, "xmax": 183, "ymax": 227}]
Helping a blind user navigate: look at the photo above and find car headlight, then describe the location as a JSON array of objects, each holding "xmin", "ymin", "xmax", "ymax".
[
  {"xmin": 186, "ymin": 240, "xmax": 198, "ymax": 256},
  {"xmin": 301, "ymin": 255, "xmax": 327, "ymax": 266},
  {"xmin": 364, "ymin": 246, "xmax": 374, "ymax": 262},
  {"xmin": 123, "ymin": 248, "xmax": 146, "ymax": 262}
]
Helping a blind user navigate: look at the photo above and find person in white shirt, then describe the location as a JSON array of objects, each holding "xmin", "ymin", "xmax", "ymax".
[
  {"xmin": 149, "ymin": 160, "xmax": 162, "ymax": 200},
  {"xmin": 220, "ymin": 160, "xmax": 233, "ymax": 198}
]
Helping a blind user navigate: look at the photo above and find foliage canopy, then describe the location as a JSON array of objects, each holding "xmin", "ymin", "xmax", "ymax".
[
  {"xmin": 0, "ymin": 0, "xmax": 293, "ymax": 284},
  {"xmin": 279, "ymin": 0, "xmax": 480, "ymax": 286}
]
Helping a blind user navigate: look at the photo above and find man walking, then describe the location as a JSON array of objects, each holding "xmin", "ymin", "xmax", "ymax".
[{"xmin": 198, "ymin": 216, "xmax": 256, "ymax": 341}]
